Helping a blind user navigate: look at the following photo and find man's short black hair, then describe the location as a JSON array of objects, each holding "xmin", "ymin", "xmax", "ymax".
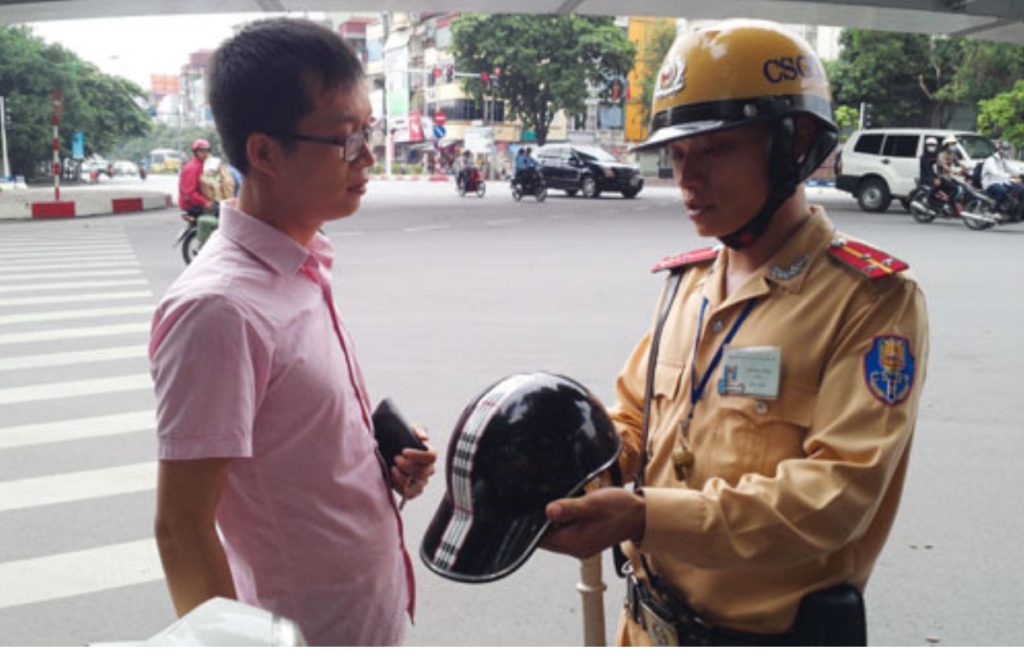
[{"xmin": 208, "ymin": 17, "xmax": 364, "ymax": 174}]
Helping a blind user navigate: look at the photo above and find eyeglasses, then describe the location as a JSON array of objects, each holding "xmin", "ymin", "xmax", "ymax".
[{"xmin": 272, "ymin": 127, "xmax": 371, "ymax": 163}]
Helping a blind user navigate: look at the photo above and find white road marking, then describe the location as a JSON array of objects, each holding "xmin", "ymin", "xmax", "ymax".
[
  {"xmin": 0, "ymin": 374, "xmax": 152, "ymax": 406},
  {"xmin": 0, "ymin": 279, "xmax": 148, "ymax": 294},
  {"xmin": 0, "ymin": 410, "xmax": 155, "ymax": 451},
  {"xmin": 0, "ymin": 462, "xmax": 156, "ymax": 513},
  {"xmin": 0, "ymin": 538, "xmax": 162, "ymax": 610},
  {"xmin": 0, "ymin": 323, "xmax": 150, "ymax": 346},
  {"xmin": 484, "ymin": 219, "xmax": 522, "ymax": 226},
  {"xmin": 0, "ymin": 253, "xmax": 137, "ymax": 266},
  {"xmin": 404, "ymin": 224, "xmax": 452, "ymax": 233},
  {"xmin": 0, "ymin": 291, "xmax": 152, "ymax": 308},
  {"xmin": 0, "ymin": 247, "xmax": 135, "ymax": 260},
  {"xmin": 0, "ymin": 269, "xmax": 142, "ymax": 282},
  {"xmin": 0, "ymin": 305, "xmax": 153, "ymax": 326},
  {"xmin": 0, "ymin": 345, "xmax": 147, "ymax": 372},
  {"xmin": 0, "ymin": 259, "xmax": 139, "ymax": 274}
]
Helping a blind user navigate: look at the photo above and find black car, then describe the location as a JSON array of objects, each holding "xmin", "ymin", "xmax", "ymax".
[{"xmin": 534, "ymin": 144, "xmax": 644, "ymax": 199}]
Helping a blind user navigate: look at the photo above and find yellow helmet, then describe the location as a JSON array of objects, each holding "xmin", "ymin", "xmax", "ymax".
[
  {"xmin": 637, "ymin": 19, "xmax": 839, "ymax": 249},
  {"xmin": 638, "ymin": 19, "xmax": 836, "ymax": 154}
]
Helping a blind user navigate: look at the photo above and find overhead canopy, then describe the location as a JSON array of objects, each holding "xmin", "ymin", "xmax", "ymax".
[{"xmin": 2, "ymin": 0, "xmax": 1023, "ymax": 43}]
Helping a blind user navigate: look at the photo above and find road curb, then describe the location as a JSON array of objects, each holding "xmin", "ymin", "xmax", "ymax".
[
  {"xmin": 2, "ymin": 191, "xmax": 173, "ymax": 221},
  {"xmin": 369, "ymin": 175, "xmax": 451, "ymax": 183}
]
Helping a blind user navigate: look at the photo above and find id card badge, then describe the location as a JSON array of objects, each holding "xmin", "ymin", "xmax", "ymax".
[{"xmin": 718, "ymin": 346, "xmax": 781, "ymax": 398}]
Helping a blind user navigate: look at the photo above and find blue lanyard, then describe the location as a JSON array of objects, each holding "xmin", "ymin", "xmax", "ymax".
[{"xmin": 689, "ymin": 297, "xmax": 758, "ymax": 410}]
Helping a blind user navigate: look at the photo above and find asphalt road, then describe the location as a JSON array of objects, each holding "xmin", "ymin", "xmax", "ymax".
[{"xmin": 0, "ymin": 180, "xmax": 1021, "ymax": 646}]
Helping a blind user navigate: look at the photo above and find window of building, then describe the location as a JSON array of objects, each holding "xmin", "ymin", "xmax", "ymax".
[{"xmin": 428, "ymin": 98, "xmax": 504, "ymax": 122}]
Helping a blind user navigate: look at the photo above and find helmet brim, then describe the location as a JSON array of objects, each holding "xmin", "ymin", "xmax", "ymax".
[
  {"xmin": 419, "ymin": 444, "xmax": 621, "ymax": 584},
  {"xmin": 630, "ymin": 121, "xmax": 726, "ymax": 152}
]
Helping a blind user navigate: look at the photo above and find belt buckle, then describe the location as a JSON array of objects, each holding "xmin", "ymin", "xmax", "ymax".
[{"xmin": 638, "ymin": 598, "xmax": 680, "ymax": 647}]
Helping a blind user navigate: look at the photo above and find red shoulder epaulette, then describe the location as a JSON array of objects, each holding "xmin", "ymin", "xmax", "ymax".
[
  {"xmin": 827, "ymin": 237, "xmax": 908, "ymax": 279},
  {"xmin": 651, "ymin": 246, "xmax": 718, "ymax": 273}
]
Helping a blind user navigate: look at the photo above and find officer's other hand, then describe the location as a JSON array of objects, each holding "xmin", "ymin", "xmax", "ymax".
[
  {"xmin": 540, "ymin": 487, "xmax": 645, "ymax": 560},
  {"xmin": 389, "ymin": 425, "xmax": 437, "ymax": 501}
]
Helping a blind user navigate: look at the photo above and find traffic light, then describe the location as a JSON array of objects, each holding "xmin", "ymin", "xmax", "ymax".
[{"xmin": 2, "ymin": 99, "xmax": 11, "ymax": 130}]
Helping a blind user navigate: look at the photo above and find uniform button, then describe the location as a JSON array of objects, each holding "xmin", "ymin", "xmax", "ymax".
[
  {"xmin": 711, "ymin": 319, "xmax": 725, "ymax": 333},
  {"xmin": 755, "ymin": 400, "xmax": 769, "ymax": 414}
]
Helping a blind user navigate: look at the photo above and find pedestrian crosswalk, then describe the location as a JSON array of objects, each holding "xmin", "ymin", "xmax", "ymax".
[{"xmin": 0, "ymin": 223, "xmax": 167, "ymax": 642}]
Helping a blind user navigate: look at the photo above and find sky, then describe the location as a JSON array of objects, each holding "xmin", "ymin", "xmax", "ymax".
[{"xmin": 25, "ymin": 12, "xmax": 304, "ymax": 89}]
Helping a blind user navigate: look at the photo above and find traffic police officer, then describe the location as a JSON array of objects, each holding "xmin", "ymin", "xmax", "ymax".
[{"xmin": 542, "ymin": 19, "xmax": 928, "ymax": 646}]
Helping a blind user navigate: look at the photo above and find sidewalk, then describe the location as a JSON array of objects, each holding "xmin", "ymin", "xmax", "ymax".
[{"xmin": 0, "ymin": 185, "xmax": 172, "ymax": 221}]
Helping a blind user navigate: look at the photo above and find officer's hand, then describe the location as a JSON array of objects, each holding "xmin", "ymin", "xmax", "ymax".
[
  {"xmin": 389, "ymin": 425, "xmax": 437, "ymax": 501},
  {"xmin": 540, "ymin": 488, "xmax": 645, "ymax": 560}
]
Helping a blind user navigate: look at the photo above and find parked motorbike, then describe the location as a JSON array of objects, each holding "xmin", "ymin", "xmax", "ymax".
[
  {"xmin": 511, "ymin": 168, "xmax": 547, "ymax": 202},
  {"xmin": 457, "ymin": 168, "xmax": 486, "ymax": 198},
  {"xmin": 176, "ymin": 204, "xmax": 220, "ymax": 264},
  {"xmin": 908, "ymin": 174, "xmax": 1003, "ymax": 231}
]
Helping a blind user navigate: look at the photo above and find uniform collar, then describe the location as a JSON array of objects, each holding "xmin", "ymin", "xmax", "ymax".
[
  {"xmin": 702, "ymin": 205, "xmax": 833, "ymax": 309},
  {"xmin": 759, "ymin": 205, "xmax": 834, "ymax": 295},
  {"xmin": 219, "ymin": 202, "xmax": 335, "ymax": 278}
]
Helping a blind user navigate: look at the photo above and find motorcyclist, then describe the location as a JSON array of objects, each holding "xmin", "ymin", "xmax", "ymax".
[
  {"xmin": 934, "ymin": 136, "xmax": 967, "ymax": 207},
  {"xmin": 918, "ymin": 136, "xmax": 942, "ymax": 209},
  {"xmin": 981, "ymin": 140, "xmax": 1024, "ymax": 214},
  {"xmin": 513, "ymin": 147, "xmax": 540, "ymax": 189},
  {"xmin": 178, "ymin": 139, "xmax": 217, "ymax": 218},
  {"xmin": 456, "ymin": 149, "xmax": 475, "ymax": 191}
]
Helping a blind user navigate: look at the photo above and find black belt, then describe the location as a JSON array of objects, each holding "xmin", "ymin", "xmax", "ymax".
[
  {"xmin": 625, "ymin": 573, "xmax": 797, "ymax": 647},
  {"xmin": 624, "ymin": 572, "xmax": 867, "ymax": 647}
]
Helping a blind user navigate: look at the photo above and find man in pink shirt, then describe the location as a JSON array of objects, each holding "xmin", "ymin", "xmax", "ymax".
[{"xmin": 149, "ymin": 18, "xmax": 437, "ymax": 646}]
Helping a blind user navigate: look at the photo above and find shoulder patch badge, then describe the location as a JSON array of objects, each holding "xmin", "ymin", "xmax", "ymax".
[
  {"xmin": 864, "ymin": 335, "xmax": 916, "ymax": 406},
  {"xmin": 651, "ymin": 246, "xmax": 718, "ymax": 273},
  {"xmin": 828, "ymin": 238, "xmax": 908, "ymax": 279}
]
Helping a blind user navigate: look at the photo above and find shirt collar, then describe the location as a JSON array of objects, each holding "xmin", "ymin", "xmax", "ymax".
[
  {"xmin": 218, "ymin": 202, "xmax": 335, "ymax": 278},
  {"xmin": 759, "ymin": 205, "xmax": 834, "ymax": 294}
]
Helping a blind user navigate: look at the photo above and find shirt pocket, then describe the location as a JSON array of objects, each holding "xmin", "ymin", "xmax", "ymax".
[
  {"xmin": 650, "ymin": 360, "xmax": 685, "ymax": 446},
  {"xmin": 709, "ymin": 383, "xmax": 816, "ymax": 481}
]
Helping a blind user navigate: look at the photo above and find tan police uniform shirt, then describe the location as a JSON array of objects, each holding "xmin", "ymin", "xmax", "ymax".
[{"xmin": 609, "ymin": 206, "xmax": 929, "ymax": 640}]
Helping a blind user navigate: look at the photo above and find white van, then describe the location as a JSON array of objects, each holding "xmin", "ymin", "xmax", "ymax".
[{"xmin": 834, "ymin": 128, "xmax": 1019, "ymax": 213}]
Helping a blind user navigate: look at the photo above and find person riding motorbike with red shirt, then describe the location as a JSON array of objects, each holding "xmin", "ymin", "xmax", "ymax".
[{"xmin": 178, "ymin": 139, "xmax": 217, "ymax": 218}]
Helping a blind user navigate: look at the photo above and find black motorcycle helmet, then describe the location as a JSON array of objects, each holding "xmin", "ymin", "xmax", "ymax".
[{"xmin": 420, "ymin": 372, "xmax": 621, "ymax": 583}]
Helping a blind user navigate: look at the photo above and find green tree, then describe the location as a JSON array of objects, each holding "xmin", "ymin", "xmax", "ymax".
[
  {"xmin": 833, "ymin": 104, "xmax": 860, "ymax": 135},
  {"xmin": 828, "ymin": 29, "xmax": 932, "ymax": 128},
  {"xmin": 978, "ymin": 80, "xmax": 1024, "ymax": 148},
  {"xmin": 451, "ymin": 14, "xmax": 635, "ymax": 145},
  {"xmin": 634, "ymin": 18, "xmax": 676, "ymax": 131},
  {"xmin": 0, "ymin": 25, "xmax": 151, "ymax": 178},
  {"xmin": 829, "ymin": 28, "xmax": 1024, "ymax": 130}
]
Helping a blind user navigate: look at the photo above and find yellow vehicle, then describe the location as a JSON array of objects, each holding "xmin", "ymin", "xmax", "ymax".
[{"xmin": 149, "ymin": 148, "xmax": 183, "ymax": 173}]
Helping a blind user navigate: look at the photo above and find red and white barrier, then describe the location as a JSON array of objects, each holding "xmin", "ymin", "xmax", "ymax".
[{"xmin": 27, "ymin": 193, "xmax": 172, "ymax": 220}]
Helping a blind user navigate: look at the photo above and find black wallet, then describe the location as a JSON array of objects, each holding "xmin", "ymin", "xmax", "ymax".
[{"xmin": 372, "ymin": 398, "xmax": 426, "ymax": 464}]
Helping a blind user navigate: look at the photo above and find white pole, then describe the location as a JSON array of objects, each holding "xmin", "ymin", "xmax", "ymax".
[
  {"xmin": 0, "ymin": 96, "xmax": 10, "ymax": 180},
  {"xmin": 52, "ymin": 118, "xmax": 60, "ymax": 201},
  {"xmin": 385, "ymin": 124, "xmax": 394, "ymax": 180},
  {"xmin": 577, "ymin": 554, "xmax": 607, "ymax": 646}
]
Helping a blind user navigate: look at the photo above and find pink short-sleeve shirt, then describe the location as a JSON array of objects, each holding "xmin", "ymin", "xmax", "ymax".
[{"xmin": 149, "ymin": 204, "xmax": 414, "ymax": 646}]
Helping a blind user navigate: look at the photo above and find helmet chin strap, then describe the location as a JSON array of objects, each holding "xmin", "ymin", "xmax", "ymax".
[{"xmin": 719, "ymin": 117, "xmax": 801, "ymax": 250}]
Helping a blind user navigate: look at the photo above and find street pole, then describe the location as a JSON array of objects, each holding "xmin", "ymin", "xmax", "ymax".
[
  {"xmin": 51, "ymin": 90, "xmax": 62, "ymax": 202},
  {"xmin": 577, "ymin": 554, "xmax": 607, "ymax": 646},
  {"xmin": 0, "ymin": 96, "xmax": 10, "ymax": 180}
]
